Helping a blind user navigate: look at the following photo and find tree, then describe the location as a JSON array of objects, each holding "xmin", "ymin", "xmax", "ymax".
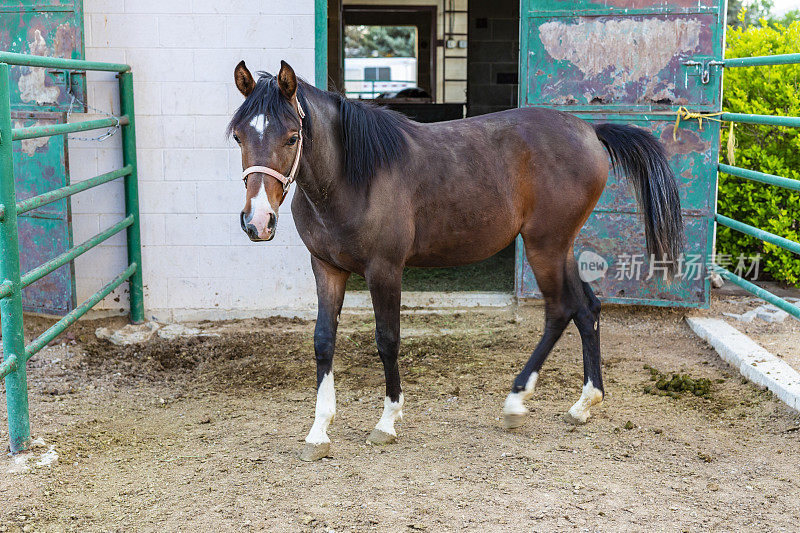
[
  {"xmin": 726, "ymin": 0, "xmax": 773, "ymax": 28},
  {"xmin": 717, "ymin": 21, "xmax": 800, "ymax": 285},
  {"xmin": 344, "ymin": 25, "xmax": 416, "ymax": 58}
]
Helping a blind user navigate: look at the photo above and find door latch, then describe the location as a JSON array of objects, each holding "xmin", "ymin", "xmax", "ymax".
[{"xmin": 682, "ymin": 59, "xmax": 724, "ymax": 84}]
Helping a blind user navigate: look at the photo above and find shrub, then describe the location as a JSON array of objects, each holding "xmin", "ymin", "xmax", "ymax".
[{"xmin": 717, "ymin": 21, "xmax": 800, "ymax": 285}]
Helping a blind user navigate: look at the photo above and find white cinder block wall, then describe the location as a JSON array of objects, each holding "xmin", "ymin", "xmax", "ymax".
[{"xmin": 71, "ymin": 0, "xmax": 318, "ymax": 321}]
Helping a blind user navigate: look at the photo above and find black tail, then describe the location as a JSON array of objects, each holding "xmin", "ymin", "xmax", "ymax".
[{"xmin": 595, "ymin": 123, "xmax": 684, "ymax": 270}]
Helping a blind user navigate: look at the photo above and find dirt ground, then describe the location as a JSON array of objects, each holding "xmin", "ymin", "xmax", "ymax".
[{"xmin": 2, "ymin": 298, "xmax": 800, "ymax": 532}]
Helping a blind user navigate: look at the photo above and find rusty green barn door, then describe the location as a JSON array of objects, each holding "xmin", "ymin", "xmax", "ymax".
[
  {"xmin": 516, "ymin": 0, "xmax": 726, "ymax": 306},
  {"xmin": 0, "ymin": 1, "xmax": 85, "ymax": 314}
]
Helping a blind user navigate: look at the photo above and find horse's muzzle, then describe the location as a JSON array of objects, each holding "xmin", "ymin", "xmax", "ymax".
[{"xmin": 240, "ymin": 210, "xmax": 276, "ymax": 242}]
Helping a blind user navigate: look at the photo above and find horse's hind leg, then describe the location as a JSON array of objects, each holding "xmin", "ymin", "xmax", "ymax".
[
  {"xmin": 563, "ymin": 273, "xmax": 604, "ymax": 425},
  {"xmin": 503, "ymin": 242, "xmax": 605, "ymax": 428},
  {"xmin": 503, "ymin": 243, "xmax": 572, "ymax": 428}
]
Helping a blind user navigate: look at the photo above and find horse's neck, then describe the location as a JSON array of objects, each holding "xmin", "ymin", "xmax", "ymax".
[{"xmin": 295, "ymin": 90, "xmax": 352, "ymax": 211}]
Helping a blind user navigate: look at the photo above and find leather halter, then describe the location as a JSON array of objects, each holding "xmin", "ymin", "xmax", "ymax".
[{"xmin": 240, "ymin": 100, "xmax": 306, "ymax": 198}]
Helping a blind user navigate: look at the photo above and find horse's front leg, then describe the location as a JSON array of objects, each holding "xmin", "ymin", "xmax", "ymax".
[
  {"xmin": 300, "ymin": 257, "xmax": 349, "ymax": 461},
  {"xmin": 365, "ymin": 263, "xmax": 404, "ymax": 445}
]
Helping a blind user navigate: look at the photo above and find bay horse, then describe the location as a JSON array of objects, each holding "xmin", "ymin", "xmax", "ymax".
[{"xmin": 228, "ymin": 61, "xmax": 683, "ymax": 461}]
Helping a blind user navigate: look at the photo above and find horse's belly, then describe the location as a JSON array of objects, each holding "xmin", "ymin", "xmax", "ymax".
[{"xmin": 407, "ymin": 211, "xmax": 520, "ymax": 267}]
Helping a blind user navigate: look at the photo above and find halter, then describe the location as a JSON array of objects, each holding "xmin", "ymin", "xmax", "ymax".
[{"xmin": 241, "ymin": 100, "xmax": 306, "ymax": 198}]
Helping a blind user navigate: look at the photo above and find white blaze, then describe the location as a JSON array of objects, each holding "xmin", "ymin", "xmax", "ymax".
[
  {"xmin": 374, "ymin": 394, "xmax": 404, "ymax": 436},
  {"xmin": 503, "ymin": 372, "xmax": 538, "ymax": 415},
  {"xmin": 248, "ymin": 185, "xmax": 275, "ymax": 237},
  {"xmin": 249, "ymin": 114, "xmax": 269, "ymax": 139},
  {"xmin": 567, "ymin": 379, "xmax": 603, "ymax": 424},
  {"xmin": 305, "ymin": 371, "xmax": 336, "ymax": 445}
]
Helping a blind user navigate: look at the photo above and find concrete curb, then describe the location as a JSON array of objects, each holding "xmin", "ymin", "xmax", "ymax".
[{"xmin": 686, "ymin": 317, "xmax": 800, "ymax": 413}]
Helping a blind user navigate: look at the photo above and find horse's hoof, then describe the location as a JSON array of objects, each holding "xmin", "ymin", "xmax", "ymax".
[
  {"xmin": 503, "ymin": 412, "xmax": 527, "ymax": 429},
  {"xmin": 299, "ymin": 442, "xmax": 330, "ymax": 461},
  {"xmin": 562, "ymin": 411, "xmax": 589, "ymax": 426},
  {"xmin": 366, "ymin": 428, "xmax": 396, "ymax": 445}
]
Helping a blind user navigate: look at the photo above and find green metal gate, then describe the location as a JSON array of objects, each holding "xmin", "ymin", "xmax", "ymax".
[
  {"xmin": 711, "ymin": 53, "xmax": 800, "ymax": 321},
  {"xmin": 516, "ymin": 0, "xmax": 727, "ymax": 306},
  {"xmin": 1, "ymin": 0, "xmax": 89, "ymax": 315},
  {"xmin": 0, "ymin": 51, "xmax": 144, "ymax": 454}
]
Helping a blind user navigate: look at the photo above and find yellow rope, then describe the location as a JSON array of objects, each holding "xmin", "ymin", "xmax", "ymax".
[
  {"xmin": 673, "ymin": 106, "xmax": 736, "ymax": 165},
  {"xmin": 673, "ymin": 106, "xmax": 725, "ymax": 140}
]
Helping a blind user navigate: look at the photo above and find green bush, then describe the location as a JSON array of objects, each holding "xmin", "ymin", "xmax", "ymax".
[{"xmin": 717, "ymin": 21, "xmax": 800, "ymax": 285}]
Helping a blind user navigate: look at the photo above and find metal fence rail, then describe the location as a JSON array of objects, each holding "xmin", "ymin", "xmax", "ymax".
[
  {"xmin": 0, "ymin": 54, "xmax": 144, "ymax": 454},
  {"xmin": 713, "ymin": 54, "xmax": 800, "ymax": 322}
]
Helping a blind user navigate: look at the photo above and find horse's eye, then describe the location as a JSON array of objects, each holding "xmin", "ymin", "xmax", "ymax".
[
  {"xmin": 233, "ymin": 134, "xmax": 241, "ymax": 144},
  {"xmin": 287, "ymin": 135, "xmax": 299, "ymax": 146}
]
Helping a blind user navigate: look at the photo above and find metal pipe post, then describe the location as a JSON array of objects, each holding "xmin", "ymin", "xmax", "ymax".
[
  {"xmin": 118, "ymin": 71, "xmax": 145, "ymax": 324},
  {"xmin": 0, "ymin": 63, "xmax": 31, "ymax": 453}
]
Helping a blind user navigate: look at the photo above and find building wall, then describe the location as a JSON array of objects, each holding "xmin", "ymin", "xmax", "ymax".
[
  {"xmin": 73, "ymin": 0, "xmax": 317, "ymax": 321},
  {"xmin": 467, "ymin": 0, "xmax": 518, "ymax": 116}
]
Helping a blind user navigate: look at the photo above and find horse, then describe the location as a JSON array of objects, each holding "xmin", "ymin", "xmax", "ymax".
[{"xmin": 228, "ymin": 60, "xmax": 684, "ymax": 461}]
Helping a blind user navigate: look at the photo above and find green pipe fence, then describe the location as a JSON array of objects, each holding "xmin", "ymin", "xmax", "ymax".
[
  {"xmin": 718, "ymin": 163, "xmax": 800, "ymax": 192},
  {"xmin": 722, "ymin": 53, "xmax": 800, "ymax": 68},
  {"xmin": 0, "ymin": 54, "xmax": 144, "ymax": 454},
  {"xmin": 710, "ymin": 54, "xmax": 800, "ymax": 322},
  {"xmin": 12, "ymin": 115, "xmax": 128, "ymax": 141}
]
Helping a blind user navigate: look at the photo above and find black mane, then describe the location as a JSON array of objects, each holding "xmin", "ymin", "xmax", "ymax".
[
  {"xmin": 334, "ymin": 95, "xmax": 413, "ymax": 187},
  {"xmin": 226, "ymin": 72, "xmax": 311, "ymax": 139},
  {"xmin": 228, "ymin": 72, "xmax": 413, "ymax": 188}
]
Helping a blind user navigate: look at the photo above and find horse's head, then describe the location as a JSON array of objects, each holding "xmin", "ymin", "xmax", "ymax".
[{"xmin": 228, "ymin": 60, "xmax": 305, "ymax": 242}]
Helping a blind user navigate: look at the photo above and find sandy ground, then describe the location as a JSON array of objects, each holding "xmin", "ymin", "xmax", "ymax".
[{"xmin": 2, "ymin": 299, "xmax": 800, "ymax": 532}]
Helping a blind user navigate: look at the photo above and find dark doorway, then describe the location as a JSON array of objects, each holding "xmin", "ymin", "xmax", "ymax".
[{"xmin": 467, "ymin": 0, "xmax": 520, "ymax": 116}]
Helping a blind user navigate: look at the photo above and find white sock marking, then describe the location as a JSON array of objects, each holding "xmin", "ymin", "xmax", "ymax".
[
  {"xmin": 374, "ymin": 394, "xmax": 404, "ymax": 436},
  {"xmin": 503, "ymin": 372, "xmax": 538, "ymax": 416},
  {"xmin": 249, "ymin": 113, "xmax": 268, "ymax": 139},
  {"xmin": 305, "ymin": 371, "xmax": 335, "ymax": 445},
  {"xmin": 567, "ymin": 379, "xmax": 603, "ymax": 424}
]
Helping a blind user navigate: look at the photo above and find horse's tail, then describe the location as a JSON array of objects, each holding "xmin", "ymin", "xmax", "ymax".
[{"xmin": 594, "ymin": 123, "xmax": 684, "ymax": 270}]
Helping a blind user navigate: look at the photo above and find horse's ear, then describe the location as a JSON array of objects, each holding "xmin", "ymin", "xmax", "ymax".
[
  {"xmin": 277, "ymin": 60, "xmax": 297, "ymax": 100},
  {"xmin": 234, "ymin": 60, "xmax": 256, "ymax": 97}
]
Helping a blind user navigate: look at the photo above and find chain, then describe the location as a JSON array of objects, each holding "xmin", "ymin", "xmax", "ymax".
[{"xmin": 61, "ymin": 87, "xmax": 121, "ymax": 142}]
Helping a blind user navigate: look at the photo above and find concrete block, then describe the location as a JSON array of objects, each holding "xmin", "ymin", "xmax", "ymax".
[
  {"xmin": 165, "ymin": 214, "xmax": 230, "ymax": 245},
  {"xmin": 132, "ymin": 82, "xmax": 161, "ymax": 115},
  {"xmin": 194, "ymin": 115, "xmax": 233, "ymax": 149},
  {"xmin": 135, "ymin": 149, "xmax": 164, "ymax": 181},
  {"xmin": 71, "ymin": 214, "xmax": 101, "ymax": 244},
  {"xmin": 686, "ymin": 317, "xmax": 800, "ymax": 413},
  {"xmin": 90, "ymin": 14, "xmax": 160, "ymax": 48},
  {"xmin": 158, "ymin": 15, "xmax": 226, "ymax": 48},
  {"xmin": 225, "ymin": 15, "xmax": 293, "ymax": 48},
  {"xmin": 162, "ymin": 116, "xmax": 195, "ymax": 148},
  {"xmin": 124, "ymin": 0, "xmax": 192, "ymax": 13},
  {"xmin": 195, "ymin": 180, "xmax": 240, "ymax": 214},
  {"xmin": 147, "ymin": 244, "xmax": 200, "ymax": 278},
  {"xmin": 168, "ymin": 277, "xmax": 232, "ymax": 309},
  {"xmin": 140, "ymin": 213, "xmax": 166, "ymax": 246},
  {"xmin": 132, "ymin": 115, "xmax": 165, "ymax": 148},
  {"xmin": 125, "ymin": 48, "xmax": 194, "ymax": 82},
  {"xmin": 164, "ymin": 148, "xmax": 228, "ymax": 181},
  {"xmin": 139, "ymin": 181, "xmax": 197, "ymax": 214},
  {"xmin": 161, "ymin": 82, "xmax": 228, "ymax": 116}
]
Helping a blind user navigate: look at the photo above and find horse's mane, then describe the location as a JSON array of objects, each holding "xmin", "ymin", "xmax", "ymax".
[
  {"xmin": 333, "ymin": 94, "xmax": 413, "ymax": 187},
  {"xmin": 228, "ymin": 72, "xmax": 413, "ymax": 188},
  {"xmin": 226, "ymin": 72, "xmax": 312, "ymax": 143}
]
